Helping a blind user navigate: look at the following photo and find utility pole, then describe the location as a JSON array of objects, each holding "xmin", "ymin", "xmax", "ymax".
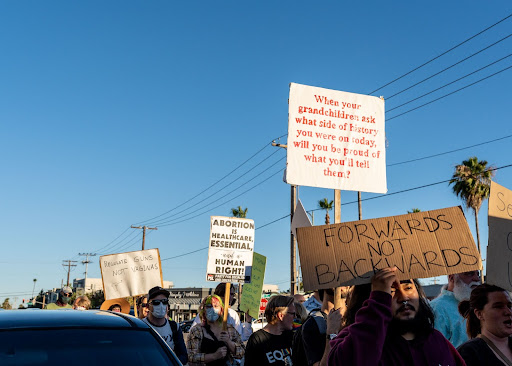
[
  {"xmin": 131, "ymin": 225, "xmax": 158, "ymax": 250},
  {"xmin": 79, "ymin": 253, "xmax": 96, "ymax": 293},
  {"xmin": 62, "ymin": 260, "xmax": 77, "ymax": 287},
  {"xmin": 334, "ymin": 189, "xmax": 343, "ymax": 308},
  {"xmin": 272, "ymin": 139, "xmax": 298, "ymax": 295}
]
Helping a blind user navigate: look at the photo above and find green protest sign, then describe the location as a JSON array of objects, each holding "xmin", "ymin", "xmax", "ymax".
[{"xmin": 239, "ymin": 252, "xmax": 266, "ymax": 319}]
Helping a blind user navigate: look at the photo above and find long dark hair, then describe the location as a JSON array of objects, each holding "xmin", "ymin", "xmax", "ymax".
[
  {"xmin": 458, "ymin": 283, "xmax": 506, "ymax": 338},
  {"xmin": 341, "ymin": 279, "xmax": 435, "ymax": 332}
]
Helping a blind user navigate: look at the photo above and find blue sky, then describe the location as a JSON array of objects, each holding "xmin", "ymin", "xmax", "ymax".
[{"xmin": 1, "ymin": 1, "xmax": 511, "ymax": 306}]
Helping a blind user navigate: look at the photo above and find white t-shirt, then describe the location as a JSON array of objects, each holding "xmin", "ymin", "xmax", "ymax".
[{"xmin": 143, "ymin": 317, "xmax": 175, "ymax": 350}]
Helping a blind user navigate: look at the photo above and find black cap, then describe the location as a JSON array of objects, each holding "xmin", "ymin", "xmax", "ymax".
[{"xmin": 148, "ymin": 286, "xmax": 170, "ymax": 301}]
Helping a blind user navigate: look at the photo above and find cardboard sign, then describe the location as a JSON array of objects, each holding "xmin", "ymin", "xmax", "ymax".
[
  {"xmin": 239, "ymin": 252, "xmax": 267, "ymax": 319},
  {"xmin": 100, "ymin": 249, "xmax": 163, "ymax": 300},
  {"xmin": 286, "ymin": 83, "xmax": 386, "ymax": 193},
  {"xmin": 206, "ymin": 216, "xmax": 255, "ymax": 283},
  {"xmin": 296, "ymin": 206, "xmax": 481, "ymax": 291},
  {"xmin": 486, "ymin": 181, "xmax": 512, "ymax": 290}
]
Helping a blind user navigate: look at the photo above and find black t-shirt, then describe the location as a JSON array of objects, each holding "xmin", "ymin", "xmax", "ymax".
[
  {"xmin": 245, "ymin": 329, "xmax": 293, "ymax": 366},
  {"xmin": 457, "ymin": 337, "xmax": 512, "ymax": 366},
  {"xmin": 302, "ymin": 311, "xmax": 327, "ymax": 365}
]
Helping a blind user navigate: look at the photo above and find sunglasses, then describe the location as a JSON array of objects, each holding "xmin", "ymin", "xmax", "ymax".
[
  {"xmin": 63, "ymin": 293, "xmax": 72, "ymax": 297},
  {"xmin": 150, "ymin": 299, "xmax": 169, "ymax": 306},
  {"xmin": 139, "ymin": 303, "xmax": 149, "ymax": 308}
]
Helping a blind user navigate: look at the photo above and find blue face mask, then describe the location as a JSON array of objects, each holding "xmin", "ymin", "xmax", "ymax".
[{"xmin": 206, "ymin": 307, "xmax": 220, "ymax": 322}]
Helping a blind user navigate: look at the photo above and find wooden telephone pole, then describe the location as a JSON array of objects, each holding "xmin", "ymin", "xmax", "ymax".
[
  {"xmin": 62, "ymin": 260, "xmax": 77, "ymax": 287},
  {"xmin": 130, "ymin": 225, "xmax": 158, "ymax": 250}
]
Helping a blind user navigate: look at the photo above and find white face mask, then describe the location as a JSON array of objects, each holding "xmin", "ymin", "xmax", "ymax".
[
  {"xmin": 151, "ymin": 303, "xmax": 167, "ymax": 319},
  {"xmin": 75, "ymin": 306, "xmax": 86, "ymax": 311}
]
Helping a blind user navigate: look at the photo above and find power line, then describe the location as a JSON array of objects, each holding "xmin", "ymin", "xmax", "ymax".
[
  {"xmin": 388, "ymin": 63, "xmax": 512, "ymax": 121},
  {"xmin": 144, "ymin": 149, "xmax": 284, "ymax": 226},
  {"xmin": 387, "ymin": 134, "xmax": 512, "ymax": 167},
  {"xmin": 367, "ymin": 12, "xmax": 512, "ymax": 94},
  {"xmin": 133, "ymin": 135, "xmax": 286, "ymax": 225},
  {"xmin": 386, "ymin": 32, "xmax": 512, "ymax": 100},
  {"xmin": 158, "ymin": 166, "xmax": 286, "ymax": 227},
  {"xmin": 387, "ymin": 53, "xmax": 512, "ymax": 112}
]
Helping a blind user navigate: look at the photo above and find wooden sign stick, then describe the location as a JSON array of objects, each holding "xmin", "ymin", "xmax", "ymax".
[{"xmin": 223, "ymin": 283, "xmax": 231, "ymax": 331}]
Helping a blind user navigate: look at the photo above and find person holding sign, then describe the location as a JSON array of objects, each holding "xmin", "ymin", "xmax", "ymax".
[
  {"xmin": 457, "ymin": 284, "xmax": 512, "ymax": 366},
  {"xmin": 143, "ymin": 286, "xmax": 188, "ymax": 365},
  {"xmin": 245, "ymin": 295, "xmax": 295, "ymax": 366},
  {"xmin": 192, "ymin": 283, "xmax": 253, "ymax": 341},
  {"xmin": 187, "ymin": 294, "xmax": 245, "ymax": 366},
  {"xmin": 328, "ymin": 267, "xmax": 466, "ymax": 366}
]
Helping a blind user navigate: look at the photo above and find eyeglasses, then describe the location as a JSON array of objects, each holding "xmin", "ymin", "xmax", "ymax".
[{"xmin": 150, "ymin": 299, "xmax": 169, "ymax": 306}]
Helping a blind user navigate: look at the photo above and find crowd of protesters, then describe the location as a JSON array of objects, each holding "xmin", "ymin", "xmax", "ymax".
[{"xmin": 41, "ymin": 269, "xmax": 512, "ymax": 366}]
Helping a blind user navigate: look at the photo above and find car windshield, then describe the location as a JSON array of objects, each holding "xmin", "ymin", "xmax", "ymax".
[{"xmin": 0, "ymin": 328, "xmax": 180, "ymax": 365}]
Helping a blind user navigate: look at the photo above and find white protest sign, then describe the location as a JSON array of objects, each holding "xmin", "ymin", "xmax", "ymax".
[
  {"xmin": 286, "ymin": 82, "xmax": 386, "ymax": 193},
  {"xmin": 100, "ymin": 249, "xmax": 163, "ymax": 300},
  {"xmin": 291, "ymin": 199, "xmax": 312, "ymax": 237},
  {"xmin": 206, "ymin": 216, "xmax": 255, "ymax": 283}
]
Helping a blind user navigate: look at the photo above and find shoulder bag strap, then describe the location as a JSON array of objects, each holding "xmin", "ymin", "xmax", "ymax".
[{"xmin": 478, "ymin": 334, "xmax": 512, "ymax": 366}]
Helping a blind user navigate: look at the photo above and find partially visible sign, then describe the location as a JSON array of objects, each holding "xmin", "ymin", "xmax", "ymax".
[
  {"xmin": 100, "ymin": 249, "xmax": 163, "ymax": 300},
  {"xmin": 296, "ymin": 206, "xmax": 481, "ymax": 291},
  {"xmin": 286, "ymin": 82, "xmax": 386, "ymax": 193},
  {"xmin": 260, "ymin": 298, "xmax": 268, "ymax": 312},
  {"xmin": 239, "ymin": 252, "xmax": 266, "ymax": 319},
  {"xmin": 487, "ymin": 181, "xmax": 512, "ymax": 290},
  {"xmin": 291, "ymin": 199, "xmax": 312, "ymax": 237},
  {"xmin": 206, "ymin": 216, "xmax": 255, "ymax": 283}
]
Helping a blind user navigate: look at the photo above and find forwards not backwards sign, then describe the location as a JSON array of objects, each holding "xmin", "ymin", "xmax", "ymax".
[{"xmin": 296, "ymin": 206, "xmax": 481, "ymax": 291}]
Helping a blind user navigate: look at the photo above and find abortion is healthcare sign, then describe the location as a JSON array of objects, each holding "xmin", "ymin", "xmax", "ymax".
[
  {"xmin": 286, "ymin": 83, "xmax": 386, "ymax": 194},
  {"xmin": 206, "ymin": 216, "xmax": 255, "ymax": 283}
]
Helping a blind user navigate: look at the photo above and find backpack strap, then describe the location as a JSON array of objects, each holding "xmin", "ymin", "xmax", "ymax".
[
  {"xmin": 308, "ymin": 309, "xmax": 327, "ymax": 334},
  {"xmin": 169, "ymin": 320, "xmax": 178, "ymax": 334}
]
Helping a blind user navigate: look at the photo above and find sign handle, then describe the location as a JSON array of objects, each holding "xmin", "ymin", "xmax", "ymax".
[
  {"xmin": 223, "ymin": 283, "xmax": 231, "ymax": 331},
  {"xmin": 334, "ymin": 287, "xmax": 343, "ymax": 309},
  {"xmin": 133, "ymin": 296, "xmax": 138, "ymax": 318}
]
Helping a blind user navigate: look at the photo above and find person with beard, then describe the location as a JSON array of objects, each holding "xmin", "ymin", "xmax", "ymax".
[
  {"xmin": 431, "ymin": 270, "xmax": 481, "ymax": 347},
  {"xmin": 457, "ymin": 284, "xmax": 512, "ymax": 366},
  {"xmin": 143, "ymin": 286, "xmax": 188, "ymax": 365},
  {"xmin": 192, "ymin": 283, "xmax": 253, "ymax": 341},
  {"xmin": 45, "ymin": 286, "xmax": 73, "ymax": 309},
  {"xmin": 328, "ymin": 267, "xmax": 466, "ymax": 366}
]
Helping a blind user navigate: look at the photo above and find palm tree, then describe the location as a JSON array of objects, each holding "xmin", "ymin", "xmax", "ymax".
[
  {"xmin": 449, "ymin": 156, "xmax": 494, "ymax": 261},
  {"xmin": 318, "ymin": 198, "xmax": 334, "ymax": 224},
  {"xmin": 231, "ymin": 206, "xmax": 248, "ymax": 218},
  {"xmin": 407, "ymin": 208, "xmax": 421, "ymax": 213}
]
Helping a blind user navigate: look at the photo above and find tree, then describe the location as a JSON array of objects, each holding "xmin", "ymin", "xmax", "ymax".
[
  {"xmin": 449, "ymin": 157, "xmax": 494, "ymax": 273},
  {"xmin": 1, "ymin": 298, "xmax": 12, "ymax": 310},
  {"xmin": 318, "ymin": 198, "xmax": 334, "ymax": 224},
  {"xmin": 407, "ymin": 208, "xmax": 421, "ymax": 213},
  {"xmin": 230, "ymin": 206, "xmax": 248, "ymax": 218}
]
